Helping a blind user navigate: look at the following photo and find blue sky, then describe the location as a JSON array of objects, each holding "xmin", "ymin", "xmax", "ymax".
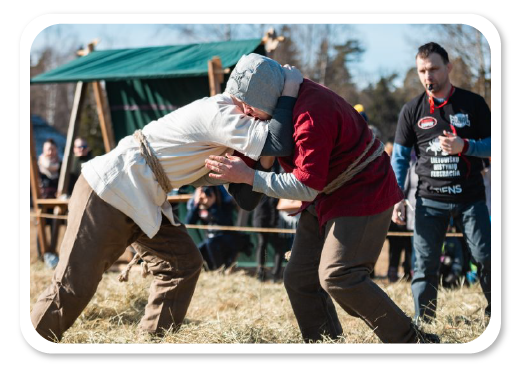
[{"xmin": 30, "ymin": 23, "xmax": 441, "ymax": 88}]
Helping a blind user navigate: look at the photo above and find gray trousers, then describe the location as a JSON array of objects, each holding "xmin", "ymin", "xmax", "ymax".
[
  {"xmin": 283, "ymin": 205, "xmax": 418, "ymax": 343},
  {"xmin": 31, "ymin": 175, "xmax": 203, "ymax": 342}
]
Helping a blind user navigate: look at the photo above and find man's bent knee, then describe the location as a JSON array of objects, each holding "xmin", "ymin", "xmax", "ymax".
[{"xmin": 319, "ymin": 266, "xmax": 370, "ymax": 298}]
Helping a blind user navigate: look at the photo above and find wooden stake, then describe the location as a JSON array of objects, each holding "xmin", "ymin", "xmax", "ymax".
[
  {"xmin": 57, "ymin": 81, "xmax": 88, "ymax": 196},
  {"xmin": 92, "ymin": 81, "xmax": 115, "ymax": 152},
  {"xmin": 208, "ymin": 56, "xmax": 222, "ymax": 96},
  {"xmin": 207, "ymin": 56, "xmax": 230, "ymax": 96}
]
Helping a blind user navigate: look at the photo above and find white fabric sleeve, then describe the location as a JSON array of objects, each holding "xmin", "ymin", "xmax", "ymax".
[
  {"xmin": 213, "ymin": 103, "xmax": 268, "ymax": 161},
  {"xmin": 252, "ymin": 171, "xmax": 319, "ymax": 201}
]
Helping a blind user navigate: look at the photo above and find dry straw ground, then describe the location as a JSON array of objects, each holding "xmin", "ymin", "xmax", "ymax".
[{"xmin": 29, "ymin": 260, "xmax": 489, "ymax": 344}]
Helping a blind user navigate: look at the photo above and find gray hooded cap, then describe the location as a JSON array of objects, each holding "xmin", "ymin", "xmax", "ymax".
[{"xmin": 225, "ymin": 53, "xmax": 285, "ymax": 116}]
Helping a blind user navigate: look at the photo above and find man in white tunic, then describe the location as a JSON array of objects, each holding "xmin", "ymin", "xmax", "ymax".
[{"xmin": 31, "ymin": 54, "xmax": 302, "ymax": 342}]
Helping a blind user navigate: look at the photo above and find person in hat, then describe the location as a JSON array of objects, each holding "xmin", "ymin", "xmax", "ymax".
[
  {"xmin": 31, "ymin": 54, "xmax": 303, "ymax": 342},
  {"xmin": 205, "ymin": 57, "xmax": 440, "ymax": 343}
]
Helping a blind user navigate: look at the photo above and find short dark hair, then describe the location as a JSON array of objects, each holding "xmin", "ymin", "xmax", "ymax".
[{"xmin": 416, "ymin": 42, "xmax": 450, "ymax": 64}]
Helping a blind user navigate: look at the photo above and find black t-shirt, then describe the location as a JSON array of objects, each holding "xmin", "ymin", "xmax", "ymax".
[{"xmin": 395, "ymin": 87, "xmax": 491, "ymax": 203}]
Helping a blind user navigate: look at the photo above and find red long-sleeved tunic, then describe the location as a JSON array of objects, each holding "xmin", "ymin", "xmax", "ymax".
[{"xmin": 279, "ymin": 79, "xmax": 403, "ymax": 228}]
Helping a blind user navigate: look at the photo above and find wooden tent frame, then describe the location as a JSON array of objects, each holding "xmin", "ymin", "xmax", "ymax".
[{"xmin": 30, "ymin": 30, "xmax": 283, "ymax": 257}]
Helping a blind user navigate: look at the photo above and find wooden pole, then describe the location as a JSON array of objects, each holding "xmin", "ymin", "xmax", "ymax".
[
  {"xmin": 57, "ymin": 81, "xmax": 88, "ymax": 196},
  {"xmin": 30, "ymin": 121, "xmax": 49, "ymax": 254},
  {"xmin": 208, "ymin": 57, "xmax": 220, "ymax": 96},
  {"xmin": 57, "ymin": 39, "xmax": 102, "ymax": 195},
  {"xmin": 207, "ymin": 56, "xmax": 228, "ymax": 96},
  {"xmin": 92, "ymin": 81, "xmax": 115, "ymax": 152}
]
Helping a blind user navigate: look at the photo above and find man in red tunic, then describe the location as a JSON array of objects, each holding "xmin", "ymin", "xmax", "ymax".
[{"xmin": 206, "ymin": 62, "xmax": 440, "ymax": 343}]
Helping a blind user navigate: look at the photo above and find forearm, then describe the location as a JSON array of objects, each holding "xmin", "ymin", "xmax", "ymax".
[
  {"xmin": 190, "ymin": 173, "xmax": 228, "ymax": 187},
  {"xmin": 226, "ymin": 183, "xmax": 263, "ymax": 211},
  {"xmin": 463, "ymin": 137, "xmax": 491, "ymax": 157},
  {"xmin": 261, "ymin": 96, "xmax": 296, "ymax": 157},
  {"xmin": 226, "ymin": 161, "xmax": 271, "ymax": 211},
  {"xmin": 391, "ymin": 143, "xmax": 412, "ymax": 191},
  {"xmin": 252, "ymin": 171, "xmax": 319, "ymax": 202}
]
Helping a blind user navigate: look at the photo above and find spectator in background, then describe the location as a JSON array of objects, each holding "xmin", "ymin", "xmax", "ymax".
[
  {"xmin": 186, "ymin": 186, "xmax": 253, "ymax": 271},
  {"xmin": 67, "ymin": 137, "xmax": 93, "ymax": 195},
  {"xmin": 354, "ymin": 104, "xmax": 369, "ymax": 123},
  {"xmin": 385, "ymin": 141, "xmax": 412, "ymax": 282},
  {"xmin": 391, "ymin": 42, "xmax": 491, "ymax": 323},
  {"xmin": 253, "ymin": 160, "xmax": 295, "ymax": 282},
  {"xmin": 403, "ymin": 150, "xmax": 419, "ymax": 274},
  {"xmin": 38, "ymin": 138, "xmax": 61, "ymax": 199},
  {"xmin": 37, "ymin": 138, "xmax": 61, "ymax": 269},
  {"xmin": 274, "ymin": 197, "xmax": 301, "ymax": 279},
  {"xmin": 482, "ymin": 158, "xmax": 491, "ymax": 218}
]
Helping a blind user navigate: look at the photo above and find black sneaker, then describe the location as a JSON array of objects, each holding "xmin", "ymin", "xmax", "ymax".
[{"xmin": 412, "ymin": 323, "xmax": 441, "ymax": 343}]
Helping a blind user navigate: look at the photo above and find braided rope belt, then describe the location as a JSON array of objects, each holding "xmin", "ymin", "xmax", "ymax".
[
  {"xmin": 321, "ymin": 132, "xmax": 385, "ymax": 195},
  {"xmin": 133, "ymin": 129, "xmax": 173, "ymax": 195}
]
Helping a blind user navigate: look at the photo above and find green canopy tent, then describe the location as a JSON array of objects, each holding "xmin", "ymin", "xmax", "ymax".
[
  {"xmin": 30, "ymin": 36, "xmax": 287, "ymax": 268},
  {"xmin": 31, "ymin": 38, "xmax": 265, "ymax": 145}
]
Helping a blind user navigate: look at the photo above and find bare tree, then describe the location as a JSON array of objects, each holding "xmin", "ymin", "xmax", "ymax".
[
  {"xmin": 31, "ymin": 25, "xmax": 81, "ymax": 134},
  {"xmin": 433, "ymin": 25, "xmax": 491, "ymax": 104}
]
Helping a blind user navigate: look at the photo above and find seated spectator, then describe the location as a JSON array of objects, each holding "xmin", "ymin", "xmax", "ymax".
[
  {"xmin": 186, "ymin": 186, "xmax": 253, "ymax": 271},
  {"xmin": 38, "ymin": 138, "xmax": 61, "ymax": 199},
  {"xmin": 37, "ymin": 138, "xmax": 62, "ymax": 269},
  {"xmin": 67, "ymin": 137, "xmax": 93, "ymax": 195}
]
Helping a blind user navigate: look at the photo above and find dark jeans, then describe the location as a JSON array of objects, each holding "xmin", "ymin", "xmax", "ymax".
[{"xmin": 412, "ymin": 197, "xmax": 491, "ymax": 321}]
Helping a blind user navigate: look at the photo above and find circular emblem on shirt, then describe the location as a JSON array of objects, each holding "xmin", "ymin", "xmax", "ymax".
[{"xmin": 417, "ymin": 116, "xmax": 438, "ymax": 129}]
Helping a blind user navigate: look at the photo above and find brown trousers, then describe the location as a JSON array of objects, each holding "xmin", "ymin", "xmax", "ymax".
[
  {"xmin": 31, "ymin": 175, "xmax": 203, "ymax": 342},
  {"xmin": 283, "ymin": 205, "xmax": 417, "ymax": 343}
]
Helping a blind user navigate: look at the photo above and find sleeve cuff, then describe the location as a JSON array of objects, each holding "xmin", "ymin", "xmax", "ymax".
[{"xmin": 462, "ymin": 139, "xmax": 470, "ymax": 154}]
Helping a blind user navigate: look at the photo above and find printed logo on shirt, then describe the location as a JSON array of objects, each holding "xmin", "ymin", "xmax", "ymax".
[
  {"xmin": 417, "ymin": 116, "xmax": 438, "ymax": 129},
  {"xmin": 426, "ymin": 138, "xmax": 449, "ymax": 157},
  {"xmin": 450, "ymin": 113, "xmax": 471, "ymax": 128},
  {"xmin": 430, "ymin": 184, "xmax": 463, "ymax": 194}
]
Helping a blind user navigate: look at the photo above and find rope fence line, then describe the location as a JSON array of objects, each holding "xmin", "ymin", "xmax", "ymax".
[{"xmin": 30, "ymin": 212, "xmax": 464, "ymax": 237}]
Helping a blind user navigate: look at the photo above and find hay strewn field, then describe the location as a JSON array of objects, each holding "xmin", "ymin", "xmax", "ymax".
[{"xmin": 29, "ymin": 260, "xmax": 489, "ymax": 344}]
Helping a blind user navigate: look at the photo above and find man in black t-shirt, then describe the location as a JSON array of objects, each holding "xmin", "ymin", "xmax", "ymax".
[{"xmin": 391, "ymin": 42, "xmax": 491, "ymax": 323}]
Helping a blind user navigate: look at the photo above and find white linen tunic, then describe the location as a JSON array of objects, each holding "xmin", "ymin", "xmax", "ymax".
[{"xmin": 82, "ymin": 93, "xmax": 269, "ymax": 238}]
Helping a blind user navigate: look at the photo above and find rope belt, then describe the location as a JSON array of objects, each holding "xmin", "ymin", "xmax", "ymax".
[
  {"xmin": 133, "ymin": 129, "xmax": 173, "ymax": 195},
  {"xmin": 321, "ymin": 132, "xmax": 385, "ymax": 195}
]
